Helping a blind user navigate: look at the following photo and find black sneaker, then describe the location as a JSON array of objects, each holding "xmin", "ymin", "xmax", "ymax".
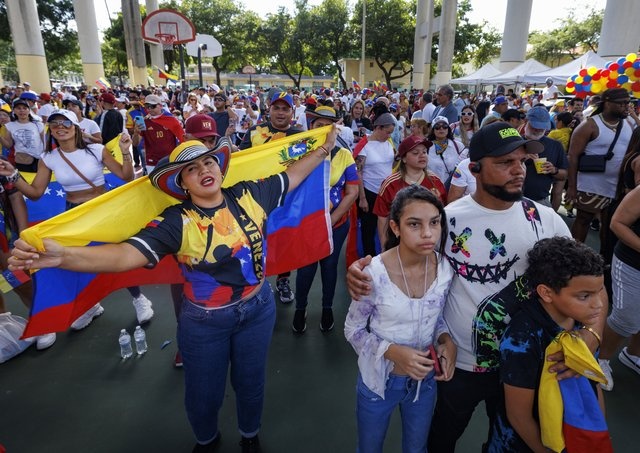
[
  {"xmin": 590, "ymin": 218, "xmax": 600, "ymax": 231},
  {"xmin": 192, "ymin": 432, "xmax": 221, "ymax": 452},
  {"xmin": 276, "ymin": 278, "xmax": 294, "ymax": 303},
  {"xmin": 240, "ymin": 435, "xmax": 261, "ymax": 453},
  {"xmin": 320, "ymin": 308, "xmax": 334, "ymax": 332},
  {"xmin": 292, "ymin": 309, "xmax": 306, "ymax": 334}
]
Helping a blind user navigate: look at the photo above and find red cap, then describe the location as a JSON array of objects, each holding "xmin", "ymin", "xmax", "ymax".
[
  {"xmin": 99, "ymin": 93, "xmax": 116, "ymax": 104},
  {"xmin": 305, "ymin": 97, "xmax": 317, "ymax": 106},
  {"xmin": 39, "ymin": 93, "xmax": 51, "ymax": 101},
  {"xmin": 185, "ymin": 114, "xmax": 219, "ymax": 138},
  {"xmin": 397, "ymin": 135, "xmax": 432, "ymax": 158}
]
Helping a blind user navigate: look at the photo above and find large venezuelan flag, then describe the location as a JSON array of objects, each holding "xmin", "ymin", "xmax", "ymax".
[
  {"xmin": 539, "ymin": 331, "xmax": 613, "ymax": 453},
  {"xmin": 21, "ymin": 127, "xmax": 333, "ymax": 337}
]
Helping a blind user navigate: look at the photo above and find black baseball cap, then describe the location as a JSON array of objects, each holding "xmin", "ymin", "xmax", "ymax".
[{"xmin": 469, "ymin": 122, "xmax": 543, "ymax": 162}]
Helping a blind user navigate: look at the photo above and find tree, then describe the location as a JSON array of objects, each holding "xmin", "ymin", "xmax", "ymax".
[
  {"xmin": 0, "ymin": 0, "xmax": 79, "ymax": 78},
  {"xmin": 528, "ymin": 9, "xmax": 603, "ymax": 66},
  {"xmin": 350, "ymin": 0, "xmax": 415, "ymax": 88},
  {"xmin": 258, "ymin": 1, "xmax": 315, "ymax": 89},
  {"xmin": 179, "ymin": 0, "xmax": 263, "ymax": 86},
  {"xmin": 307, "ymin": 0, "xmax": 357, "ymax": 88}
]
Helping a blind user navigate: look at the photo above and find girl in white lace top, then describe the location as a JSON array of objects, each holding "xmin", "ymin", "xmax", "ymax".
[{"xmin": 345, "ymin": 185, "xmax": 457, "ymax": 453}]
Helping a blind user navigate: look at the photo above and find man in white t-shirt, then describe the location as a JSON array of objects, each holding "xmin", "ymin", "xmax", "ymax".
[
  {"xmin": 541, "ymin": 77, "xmax": 561, "ymax": 101},
  {"xmin": 347, "ymin": 122, "xmax": 605, "ymax": 451}
]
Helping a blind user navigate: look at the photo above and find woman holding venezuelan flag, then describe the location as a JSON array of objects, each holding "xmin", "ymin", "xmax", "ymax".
[{"xmin": 8, "ymin": 127, "xmax": 337, "ymax": 453}]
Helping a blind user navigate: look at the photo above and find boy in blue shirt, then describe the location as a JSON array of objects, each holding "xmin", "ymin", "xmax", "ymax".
[{"xmin": 489, "ymin": 237, "xmax": 607, "ymax": 452}]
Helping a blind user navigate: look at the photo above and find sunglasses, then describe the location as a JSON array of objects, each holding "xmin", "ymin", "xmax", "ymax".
[
  {"xmin": 214, "ymin": 98, "xmax": 225, "ymax": 102},
  {"xmin": 461, "ymin": 111, "xmax": 474, "ymax": 116},
  {"xmin": 49, "ymin": 119, "xmax": 73, "ymax": 128},
  {"xmin": 144, "ymin": 104, "xmax": 158, "ymax": 109},
  {"xmin": 433, "ymin": 124, "xmax": 448, "ymax": 130},
  {"xmin": 610, "ymin": 100, "xmax": 630, "ymax": 105}
]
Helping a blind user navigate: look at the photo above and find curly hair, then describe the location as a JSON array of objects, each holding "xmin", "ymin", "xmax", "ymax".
[
  {"xmin": 525, "ymin": 237, "xmax": 604, "ymax": 292},
  {"xmin": 385, "ymin": 185, "xmax": 447, "ymax": 257}
]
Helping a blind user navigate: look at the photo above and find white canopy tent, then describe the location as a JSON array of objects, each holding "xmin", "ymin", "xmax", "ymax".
[
  {"xmin": 522, "ymin": 51, "xmax": 609, "ymax": 85},
  {"xmin": 450, "ymin": 63, "xmax": 502, "ymax": 85},
  {"xmin": 482, "ymin": 59, "xmax": 550, "ymax": 84}
]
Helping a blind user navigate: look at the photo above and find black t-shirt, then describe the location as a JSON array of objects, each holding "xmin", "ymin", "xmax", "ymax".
[
  {"xmin": 95, "ymin": 109, "xmax": 124, "ymax": 144},
  {"xmin": 209, "ymin": 111, "xmax": 230, "ymax": 137},
  {"xmin": 523, "ymin": 136, "xmax": 568, "ymax": 201}
]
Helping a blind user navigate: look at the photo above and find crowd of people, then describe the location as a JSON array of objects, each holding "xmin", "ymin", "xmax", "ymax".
[{"xmin": 1, "ymin": 78, "xmax": 638, "ymax": 453}]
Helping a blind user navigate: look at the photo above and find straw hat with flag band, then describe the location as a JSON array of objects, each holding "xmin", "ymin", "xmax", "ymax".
[
  {"xmin": 149, "ymin": 138, "xmax": 232, "ymax": 200},
  {"xmin": 305, "ymin": 105, "xmax": 340, "ymax": 123}
]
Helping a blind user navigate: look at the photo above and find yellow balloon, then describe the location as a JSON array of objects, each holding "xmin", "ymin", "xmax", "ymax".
[
  {"xmin": 627, "ymin": 53, "xmax": 638, "ymax": 62},
  {"xmin": 587, "ymin": 66, "xmax": 597, "ymax": 76},
  {"xmin": 566, "ymin": 85, "xmax": 575, "ymax": 93},
  {"xmin": 576, "ymin": 76, "xmax": 584, "ymax": 84},
  {"xmin": 623, "ymin": 82, "xmax": 633, "ymax": 90},
  {"xmin": 591, "ymin": 83, "xmax": 603, "ymax": 94},
  {"xmin": 633, "ymin": 90, "xmax": 640, "ymax": 98},
  {"xmin": 609, "ymin": 71, "xmax": 619, "ymax": 80}
]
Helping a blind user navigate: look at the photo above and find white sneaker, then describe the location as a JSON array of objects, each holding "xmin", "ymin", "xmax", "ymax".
[
  {"xmin": 70, "ymin": 303, "xmax": 105, "ymax": 330},
  {"xmin": 619, "ymin": 347, "xmax": 640, "ymax": 376},
  {"xmin": 132, "ymin": 294, "xmax": 154, "ymax": 324},
  {"xmin": 598, "ymin": 359, "xmax": 614, "ymax": 391},
  {"xmin": 36, "ymin": 333, "xmax": 56, "ymax": 350}
]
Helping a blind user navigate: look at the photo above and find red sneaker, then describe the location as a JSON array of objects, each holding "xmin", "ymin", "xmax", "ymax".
[{"xmin": 174, "ymin": 350, "xmax": 183, "ymax": 368}]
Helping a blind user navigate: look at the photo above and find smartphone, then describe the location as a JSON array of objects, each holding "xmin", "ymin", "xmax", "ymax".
[
  {"xmin": 134, "ymin": 115, "xmax": 146, "ymax": 131},
  {"xmin": 428, "ymin": 345, "xmax": 443, "ymax": 377}
]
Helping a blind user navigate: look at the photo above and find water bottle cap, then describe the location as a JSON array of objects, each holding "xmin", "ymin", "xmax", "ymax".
[
  {"xmin": 121, "ymin": 329, "xmax": 126, "ymax": 333},
  {"xmin": 136, "ymin": 325, "xmax": 141, "ymax": 329}
]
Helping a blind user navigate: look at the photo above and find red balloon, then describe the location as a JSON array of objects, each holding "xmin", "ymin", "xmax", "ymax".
[
  {"xmin": 634, "ymin": 69, "xmax": 640, "ymax": 78},
  {"xmin": 566, "ymin": 81, "xmax": 576, "ymax": 88},
  {"xmin": 609, "ymin": 63, "xmax": 619, "ymax": 71},
  {"xmin": 579, "ymin": 68, "xmax": 588, "ymax": 77},
  {"xmin": 607, "ymin": 80, "xmax": 618, "ymax": 88},
  {"xmin": 592, "ymin": 73, "xmax": 601, "ymax": 81},
  {"xmin": 602, "ymin": 69, "xmax": 610, "ymax": 78},
  {"xmin": 575, "ymin": 91, "xmax": 587, "ymax": 99},
  {"xmin": 623, "ymin": 61, "xmax": 633, "ymax": 69}
]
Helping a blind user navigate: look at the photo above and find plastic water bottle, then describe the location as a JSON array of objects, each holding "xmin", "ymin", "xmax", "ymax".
[
  {"xmin": 119, "ymin": 329, "xmax": 133, "ymax": 359},
  {"xmin": 134, "ymin": 325, "xmax": 148, "ymax": 355}
]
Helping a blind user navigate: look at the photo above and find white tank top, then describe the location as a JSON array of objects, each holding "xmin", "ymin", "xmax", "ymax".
[
  {"xmin": 577, "ymin": 114, "xmax": 633, "ymax": 199},
  {"xmin": 40, "ymin": 144, "xmax": 106, "ymax": 192}
]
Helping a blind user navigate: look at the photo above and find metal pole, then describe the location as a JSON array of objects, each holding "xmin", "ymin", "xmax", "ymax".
[
  {"xmin": 197, "ymin": 45, "xmax": 203, "ymax": 88},
  {"xmin": 179, "ymin": 44, "xmax": 187, "ymax": 94},
  {"xmin": 359, "ymin": 1, "xmax": 366, "ymax": 88}
]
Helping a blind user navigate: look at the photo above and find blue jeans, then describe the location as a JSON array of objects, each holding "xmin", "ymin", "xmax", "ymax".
[
  {"xmin": 356, "ymin": 372, "xmax": 437, "ymax": 453},
  {"xmin": 295, "ymin": 220, "xmax": 349, "ymax": 310},
  {"xmin": 177, "ymin": 282, "xmax": 276, "ymax": 443}
]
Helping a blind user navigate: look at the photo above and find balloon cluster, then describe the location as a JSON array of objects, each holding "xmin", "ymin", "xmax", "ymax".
[{"xmin": 566, "ymin": 53, "xmax": 640, "ymax": 98}]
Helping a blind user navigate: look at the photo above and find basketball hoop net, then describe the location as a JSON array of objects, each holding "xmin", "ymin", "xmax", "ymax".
[{"xmin": 156, "ymin": 33, "xmax": 177, "ymax": 50}]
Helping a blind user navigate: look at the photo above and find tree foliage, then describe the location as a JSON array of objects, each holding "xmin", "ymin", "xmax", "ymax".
[
  {"xmin": 0, "ymin": 0, "xmax": 79, "ymax": 80},
  {"xmin": 350, "ymin": 0, "xmax": 415, "ymax": 87},
  {"xmin": 528, "ymin": 9, "xmax": 603, "ymax": 66}
]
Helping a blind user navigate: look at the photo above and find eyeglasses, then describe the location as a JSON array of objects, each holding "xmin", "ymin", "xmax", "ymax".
[
  {"xmin": 433, "ymin": 124, "xmax": 448, "ymax": 130},
  {"xmin": 144, "ymin": 104, "xmax": 158, "ymax": 109},
  {"xmin": 49, "ymin": 119, "xmax": 73, "ymax": 128},
  {"xmin": 461, "ymin": 111, "xmax": 474, "ymax": 116}
]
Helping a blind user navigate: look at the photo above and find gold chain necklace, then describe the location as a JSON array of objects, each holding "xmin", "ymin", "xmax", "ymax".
[{"xmin": 599, "ymin": 114, "xmax": 619, "ymax": 130}]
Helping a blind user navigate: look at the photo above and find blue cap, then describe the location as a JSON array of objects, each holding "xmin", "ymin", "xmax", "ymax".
[
  {"xmin": 526, "ymin": 106, "xmax": 551, "ymax": 130},
  {"xmin": 270, "ymin": 91, "xmax": 294, "ymax": 109},
  {"xmin": 493, "ymin": 95, "xmax": 507, "ymax": 105},
  {"xmin": 20, "ymin": 92, "xmax": 37, "ymax": 101}
]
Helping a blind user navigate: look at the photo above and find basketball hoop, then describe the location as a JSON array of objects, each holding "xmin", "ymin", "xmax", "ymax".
[{"xmin": 156, "ymin": 33, "xmax": 177, "ymax": 50}]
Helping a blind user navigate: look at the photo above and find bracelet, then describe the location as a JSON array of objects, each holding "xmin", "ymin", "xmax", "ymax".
[
  {"xmin": 6, "ymin": 169, "xmax": 20, "ymax": 183},
  {"xmin": 317, "ymin": 146, "xmax": 330, "ymax": 157},
  {"xmin": 581, "ymin": 325, "xmax": 601, "ymax": 347}
]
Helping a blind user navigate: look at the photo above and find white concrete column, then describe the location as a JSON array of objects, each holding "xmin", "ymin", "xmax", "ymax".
[
  {"xmin": 499, "ymin": 0, "xmax": 532, "ymax": 71},
  {"xmin": 422, "ymin": 0, "xmax": 435, "ymax": 90},
  {"xmin": 145, "ymin": 0, "xmax": 165, "ymax": 86},
  {"xmin": 72, "ymin": 0, "xmax": 105, "ymax": 88},
  {"xmin": 432, "ymin": 0, "xmax": 456, "ymax": 87},
  {"xmin": 122, "ymin": 0, "xmax": 148, "ymax": 86},
  {"xmin": 598, "ymin": 0, "xmax": 640, "ymax": 59},
  {"xmin": 5, "ymin": 0, "xmax": 51, "ymax": 93}
]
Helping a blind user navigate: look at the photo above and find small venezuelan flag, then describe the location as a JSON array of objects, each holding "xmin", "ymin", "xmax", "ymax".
[{"xmin": 96, "ymin": 77, "xmax": 110, "ymax": 90}]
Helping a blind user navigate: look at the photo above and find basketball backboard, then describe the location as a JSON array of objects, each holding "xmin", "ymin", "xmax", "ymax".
[
  {"xmin": 142, "ymin": 9, "xmax": 196, "ymax": 45},
  {"xmin": 185, "ymin": 34, "xmax": 223, "ymax": 58}
]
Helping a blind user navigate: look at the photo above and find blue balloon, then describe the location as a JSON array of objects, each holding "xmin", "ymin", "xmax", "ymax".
[
  {"xmin": 618, "ymin": 57, "xmax": 626, "ymax": 65},
  {"xmin": 583, "ymin": 75, "xmax": 592, "ymax": 83},
  {"xmin": 575, "ymin": 84, "xmax": 584, "ymax": 92},
  {"xmin": 633, "ymin": 61, "xmax": 640, "ymax": 70},
  {"xmin": 618, "ymin": 75, "xmax": 629, "ymax": 84},
  {"xmin": 618, "ymin": 66, "xmax": 626, "ymax": 74}
]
